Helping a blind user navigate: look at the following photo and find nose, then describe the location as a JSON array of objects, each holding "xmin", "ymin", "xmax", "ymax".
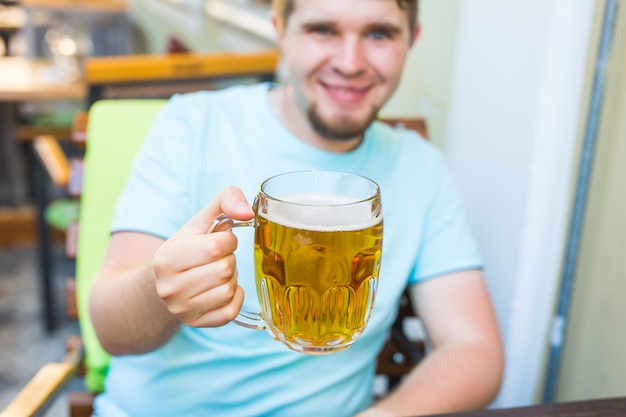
[{"xmin": 332, "ymin": 36, "xmax": 366, "ymax": 77}]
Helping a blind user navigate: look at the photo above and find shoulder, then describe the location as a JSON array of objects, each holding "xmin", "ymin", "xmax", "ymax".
[
  {"xmin": 156, "ymin": 83, "xmax": 270, "ymax": 132},
  {"xmin": 166, "ymin": 83, "xmax": 269, "ymax": 112},
  {"xmin": 145, "ymin": 83, "xmax": 270, "ymax": 140},
  {"xmin": 368, "ymin": 120, "xmax": 446, "ymax": 168},
  {"xmin": 370, "ymin": 120, "xmax": 433, "ymax": 147}
]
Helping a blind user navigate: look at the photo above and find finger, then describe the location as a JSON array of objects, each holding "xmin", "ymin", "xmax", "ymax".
[
  {"xmin": 158, "ymin": 254, "xmax": 238, "ymax": 304},
  {"xmin": 154, "ymin": 232, "xmax": 238, "ymax": 274},
  {"xmin": 183, "ymin": 285, "xmax": 245, "ymax": 328},
  {"xmin": 174, "ymin": 187, "xmax": 254, "ymax": 237}
]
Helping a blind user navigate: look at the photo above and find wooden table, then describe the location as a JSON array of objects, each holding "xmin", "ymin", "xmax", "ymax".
[
  {"xmin": 0, "ymin": 57, "xmax": 85, "ymax": 100},
  {"xmin": 0, "ymin": 57, "xmax": 85, "ymax": 203},
  {"xmin": 0, "ymin": 56, "xmax": 85, "ymax": 331},
  {"xmin": 426, "ymin": 397, "xmax": 626, "ymax": 416}
]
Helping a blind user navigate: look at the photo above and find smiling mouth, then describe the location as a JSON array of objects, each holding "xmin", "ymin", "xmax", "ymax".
[{"xmin": 320, "ymin": 82, "xmax": 372, "ymax": 104}]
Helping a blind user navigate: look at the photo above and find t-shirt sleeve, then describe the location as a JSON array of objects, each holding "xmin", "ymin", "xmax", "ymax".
[
  {"xmin": 410, "ymin": 153, "xmax": 483, "ymax": 284},
  {"xmin": 110, "ymin": 95, "xmax": 197, "ymax": 239}
]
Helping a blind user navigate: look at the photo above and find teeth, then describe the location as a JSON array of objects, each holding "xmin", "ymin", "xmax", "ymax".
[{"xmin": 333, "ymin": 86, "xmax": 361, "ymax": 93}]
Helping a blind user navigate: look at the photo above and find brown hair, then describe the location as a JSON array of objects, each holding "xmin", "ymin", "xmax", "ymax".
[{"xmin": 272, "ymin": 0, "xmax": 419, "ymax": 38}]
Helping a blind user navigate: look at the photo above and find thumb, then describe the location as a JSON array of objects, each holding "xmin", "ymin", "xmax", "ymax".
[{"xmin": 174, "ymin": 186, "xmax": 254, "ymax": 237}]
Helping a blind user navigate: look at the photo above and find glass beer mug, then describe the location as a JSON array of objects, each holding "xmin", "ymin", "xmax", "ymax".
[{"xmin": 209, "ymin": 170, "xmax": 383, "ymax": 354}]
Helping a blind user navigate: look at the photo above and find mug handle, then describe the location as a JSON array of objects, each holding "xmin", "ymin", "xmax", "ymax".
[{"xmin": 207, "ymin": 213, "xmax": 268, "ymax": 331}]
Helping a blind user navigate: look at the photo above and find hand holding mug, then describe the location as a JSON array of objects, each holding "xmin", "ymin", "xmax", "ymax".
[{"xmin": 151, "ymin": 187, "xmax": 253, "ymax": 328}]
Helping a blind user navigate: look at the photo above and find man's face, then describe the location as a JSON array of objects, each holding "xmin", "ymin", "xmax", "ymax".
[{"xmin": 276, "ymin": 0, "xmax": 417, "ymax": 142}]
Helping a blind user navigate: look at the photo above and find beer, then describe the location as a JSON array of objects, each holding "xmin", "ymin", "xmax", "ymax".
[{"xmin": 254, "ymin": 192, "xmax": 383, "ymax": 354}]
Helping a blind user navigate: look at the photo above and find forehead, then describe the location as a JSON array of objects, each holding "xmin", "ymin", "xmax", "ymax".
[{"xmin": 287, "ymin": 0, "xmax": 409, "ymax": 29}]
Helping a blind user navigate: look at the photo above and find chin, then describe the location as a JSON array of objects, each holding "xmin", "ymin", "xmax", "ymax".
[{"xmin": 308, "ymin": 106, "xmax": 377, "ymax": 141}]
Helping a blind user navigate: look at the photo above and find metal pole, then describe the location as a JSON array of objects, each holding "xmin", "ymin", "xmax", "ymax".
[{"xmin": 542, "ymin": 0, "xmax": 620, "ymax": 403}]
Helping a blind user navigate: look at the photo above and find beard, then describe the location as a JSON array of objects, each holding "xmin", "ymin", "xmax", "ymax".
[{"xmin": 307, "ymin": 103, "xmax": 379, "ymax": 141}]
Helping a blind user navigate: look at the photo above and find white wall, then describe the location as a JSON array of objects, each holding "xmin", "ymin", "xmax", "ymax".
[
  {"xmin": 443, "ymin": 0, "xmax": 596, "ymax": 407},
  {"xmin": 382, "ymin": 0, "xmax": 461, "ymax": 149}
]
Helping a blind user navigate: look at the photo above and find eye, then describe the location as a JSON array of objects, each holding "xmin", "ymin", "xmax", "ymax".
[
  {"xmin": 369, "ymin": 28, "xmax": 392, "ymax": 41},
  {"xmin": 307, "ymin": 24, "xmax": 335, "ymax": 36},
  {"xmin": 367, "ymin": 24, "xmax": 402, "ymax": 41}
]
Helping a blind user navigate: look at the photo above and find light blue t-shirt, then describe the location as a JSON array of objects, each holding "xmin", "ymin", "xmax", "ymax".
[{"xmin": 95, "ymin": 83, "xmax": 482, "ymax": 417}]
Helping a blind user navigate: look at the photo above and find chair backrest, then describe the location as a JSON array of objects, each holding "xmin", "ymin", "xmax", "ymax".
[
  {"xmin": 374, "ymin": 117, "xmax": 428, "ymax": 397},
  {"xmin": 76, "ymin": 99, "xmax": 167, "ymax": 392},
  {"xmin": 84, "ymin": 50, "xmax": 279, "ymax": 107}
]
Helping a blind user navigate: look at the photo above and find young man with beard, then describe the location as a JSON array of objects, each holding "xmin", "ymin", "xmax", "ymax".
[{"xmin": 89, "ymin": 1, "xmax": 504, "ymax": 416}]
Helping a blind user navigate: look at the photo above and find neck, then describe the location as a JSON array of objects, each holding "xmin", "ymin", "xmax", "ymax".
[{"xmin": 269, "ymin": 86, "xmax": 364, "ymax": 153}]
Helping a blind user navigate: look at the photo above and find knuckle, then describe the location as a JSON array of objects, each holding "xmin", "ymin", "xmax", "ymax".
[
  {"xmin": 155, "ymin": 278, "xmax": 178, "ymax": 300},
  {"xmin": 151, "ymin": 257, "xmax": 166, "ymax": 276},
  {"xmin": 222, "ymin": 302, "xmax": 241, "ymax": 322},
  {"xmin": 155, "ymin": 282, "xmax": 171, "ymax": 299},
  {"xmin": 216, "ymin": 258, "xmax": 236, "ymax": 281},
  {"xmin": 223, "ymin": 185, "xmax": 240, "ymax": 196},
  {"xmin": 165, "ymin": 301, "xmax": 186, "ymax": 318},
  {"xmin": 186, "ymin": 315, "xmax": 205, "ymax": 328},
  {"xmin": 204, "ymin": 238, "xmax": 223, "ymax": 259},
  {"xmin": 216, "ymin": 281, "xmax": 237, "ymax": 301},
  {"xmin": 151, "ymin": 249, "xmax": 171, "ymax": 277}
]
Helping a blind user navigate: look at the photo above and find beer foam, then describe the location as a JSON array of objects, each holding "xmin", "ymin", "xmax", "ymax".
[
  {"xmin": 280, "ymin": 192, "xmax": 358, "ymax": 205},
  {"xmin": 261, "ymin": 192, "xmax": 381, "ymax": 231}
]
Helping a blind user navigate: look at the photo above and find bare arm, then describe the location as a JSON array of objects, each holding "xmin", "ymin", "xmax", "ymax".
[
  {"xmin": 358, "ymin": 269, "xmax": 504, "ymax": 416},
  {"xmin": 89, "ymin": 187, "xmax": 254, "ymax": 356}
]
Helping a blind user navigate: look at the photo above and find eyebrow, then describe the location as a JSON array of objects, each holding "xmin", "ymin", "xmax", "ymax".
[
  {"xmin": 365, "ymin": 22, "xmax": 404, "ymax": 37},
  {"xmin": 300, "ymin": 20, "xmax": 338, "ymax": 32},
  {"xmin": 298, "ymin": 19, "xmax": 405, "ymax": 37}
]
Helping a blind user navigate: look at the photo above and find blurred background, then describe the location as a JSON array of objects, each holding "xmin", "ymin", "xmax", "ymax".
[{"xmin": 0, "ymin": 0, "xmax": 624, "ymax": 415}]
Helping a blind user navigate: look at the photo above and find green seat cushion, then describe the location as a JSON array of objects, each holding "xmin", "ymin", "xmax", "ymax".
[{"xmin": 75, "ymin": 99, "xmax": 167, "ymax": 392}]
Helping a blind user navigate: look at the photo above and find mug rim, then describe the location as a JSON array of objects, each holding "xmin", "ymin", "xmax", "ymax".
[{"xmin": 259, "ymin": 170, "xmax": 381, "ymax": 207}]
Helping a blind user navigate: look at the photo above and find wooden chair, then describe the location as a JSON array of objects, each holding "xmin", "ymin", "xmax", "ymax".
[
  {"xmin": 3, "ymin": 100, "xmax": 171, "ymax": 417},
  {"xmin": 6, "ymin": 96, "xmax": 428, "ymax": 416},
  {"xmin": 374, "ymin": 117, "xmax": 429, "ymax": 397}
]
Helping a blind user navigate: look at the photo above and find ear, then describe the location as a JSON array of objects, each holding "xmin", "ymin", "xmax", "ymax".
[
  {"xmin": 271, "ymin": 11, "xmax": 285, "ymax": 45},
  {"xmin": 410, "ymin": 22, "xmax": 422, "ymax": 46}
]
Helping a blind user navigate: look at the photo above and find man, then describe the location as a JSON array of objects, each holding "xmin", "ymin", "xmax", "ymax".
[{"xmin": 89, "ymin": 0, "xmax": 504, "ymax": 416}]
